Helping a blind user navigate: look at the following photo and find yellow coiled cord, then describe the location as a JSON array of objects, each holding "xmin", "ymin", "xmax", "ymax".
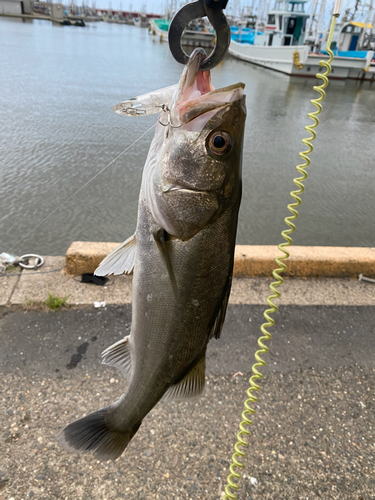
[{"xmin": 223, "ymin": 15, "xmax": 338, "ymax": 500}]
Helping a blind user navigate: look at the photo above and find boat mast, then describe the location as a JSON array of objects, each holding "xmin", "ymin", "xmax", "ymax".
[
  {"xmin": 254, "ymin": 0, "xmax": 262, "ymax": 34},
  {"xmin": 357, "ymin": 0, "xmax": 373, "ymax": 48},
  {"xmin": 306, "ymin": 0, "xmax": 318, "ymax": 38},
  {"xmin": 315, "ymin": 0, "xmax": 326, "ymax": 42},
  {"xmin": 306, "ymin": 0, "xmax": 326, "ymax": 43}
]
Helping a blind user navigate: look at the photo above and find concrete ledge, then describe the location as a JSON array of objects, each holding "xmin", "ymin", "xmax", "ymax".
[
  {"xmin": 66, "ymin": 241, "xmax": 119, "ymax": 276},
  {"xmin": 66, "ymin": 242, "xmax": 375, "ymax": 278},
  {"xmin": 234, "ymin": 245, "xmax": 375, "ymax": 278}
]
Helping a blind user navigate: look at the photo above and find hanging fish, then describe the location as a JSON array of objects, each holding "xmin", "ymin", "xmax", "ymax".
[{"xmin": 57, "ymin": 48, "xmax": 246, "ymax": 460}]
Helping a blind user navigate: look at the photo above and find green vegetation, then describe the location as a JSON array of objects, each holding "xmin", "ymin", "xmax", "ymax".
[{"xmin": 44, "ymin": 293, "xmax": 70, "ymax": 312}]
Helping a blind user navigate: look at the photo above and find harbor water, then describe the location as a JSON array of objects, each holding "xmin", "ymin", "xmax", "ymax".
[{"xmin": 1, "ymin": 17, "xmax": 374, "ymax": 257}]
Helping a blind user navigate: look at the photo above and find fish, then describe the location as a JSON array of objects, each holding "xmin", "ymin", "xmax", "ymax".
[{"xmin": 56, "ymin": 48, "xmax": 246, "ymax": 461}]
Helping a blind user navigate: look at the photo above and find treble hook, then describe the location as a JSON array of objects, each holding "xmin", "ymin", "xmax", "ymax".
[
  {"xmin": 158, "ymin": 105, "xmax": 182, "ymax": 128},
  {"xmin": 168, "ymin": 0, "xmax": 230, "ymax": 71}
]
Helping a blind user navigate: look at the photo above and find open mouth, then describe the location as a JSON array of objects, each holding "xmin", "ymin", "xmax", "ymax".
[
  {"xmin": 112, "ymin": 48, "xmax": 244, "ymax": 125},
  {"xmin": 173, "ymin": 48, "xmax": 245, "ymax": 125},
  {"xmin": 162, "ymin": 184, "xmax": 202, "ymax": 194},
  {"xmin": 179, "ymin": 48, "xmax": 214, "ymax": 101}
]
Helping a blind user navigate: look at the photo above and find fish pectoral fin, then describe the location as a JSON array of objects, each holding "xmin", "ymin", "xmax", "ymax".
[
  {"xmin": 94, "ymin": 234, "xmax": 136, "ymax": 276},
  {"xmin": 152, "ymin": 228, "xmax": 178, "ymax": 296},
  {"xmin": 209, "ymin": 275, "xmax": 232, "ymax": 341},
  {"xmin": 162, "ymin": 354, "xmax": 206, "ymax": 403},
  {"xmin": 101, "ymin": 336, "xmax": 132, "ymax": 379}
]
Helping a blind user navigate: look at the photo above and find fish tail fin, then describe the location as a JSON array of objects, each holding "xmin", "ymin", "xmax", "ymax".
[{"xmin": 56, "ymin": 406, "xmax": 141, "ymax": 461}]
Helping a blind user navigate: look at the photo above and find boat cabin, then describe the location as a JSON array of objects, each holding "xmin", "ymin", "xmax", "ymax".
[
  {"xmin": 239, "ymin": 6, "xmax": 257, "ymax": 29},
  {"xmin": 254, "ymin": 0, "xmax": 309, "ymax": 47},
  {"xmin": 320, "ymin": 21, "xmax": 374, "ymax": 53},
  {"xmin": 337, "ymin": 21, "xmax": 373, "ymax": 51}
]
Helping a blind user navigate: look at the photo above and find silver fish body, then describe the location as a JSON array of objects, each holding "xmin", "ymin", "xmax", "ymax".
[{"xmin": 57, "ymin": 48, "xmax": 246, "ymax": 460}]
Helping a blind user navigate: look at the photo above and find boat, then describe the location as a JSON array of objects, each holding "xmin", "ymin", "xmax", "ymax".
[
  {"xmin": 319, "ymin": 20, "xmax": 375, "ymax": 80},
  {"xmin": 133, "ymin": 14, "xmax": 150, "ymax": 27},
  {"xmin": 104, "ymin": 9, "xmax": 116, "ymax": 22},
  {"xmin": 150, "ymin": 17, "xmax": 215, "ymax": 48},
  {"xmin": 234, "ymin": 6, "xmax": 258, "ymax": 29},
  {"xmin": 115, "ymin": 11, "xmax": 127, "ymax": 24},
  {"xmin": 228, "ymin": 0, "xmax": 375, "ymax": 80},
  {"xmin": 124, "ymin": 11, "xmax": 134, "ymax": 24}
]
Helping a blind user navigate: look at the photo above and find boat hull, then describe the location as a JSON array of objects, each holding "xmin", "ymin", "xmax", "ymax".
[
  {"xmin": 229, "ymin": 42, "xmax": 309, "ymax": 75},
  {"xmin": 229, "ymin": 41, "xmax": 375, "ymax": 81}
]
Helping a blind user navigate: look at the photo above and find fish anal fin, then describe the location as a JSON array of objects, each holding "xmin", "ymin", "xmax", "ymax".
[
  {"xmin": 101, "ymin": 336, "xmax": 132, "ymax": 379},
  {"xmin": 162, "ymin": 354, "xmax": 206, "ymax": 403},
  {"xmin": 94, "ymin": 234, "xmax": 136, "ymax": 276}
]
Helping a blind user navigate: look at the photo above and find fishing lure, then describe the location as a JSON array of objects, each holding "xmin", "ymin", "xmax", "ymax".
[{"xmin": 113, "ymin": 85, "xmax": 177, "ymax": 117}]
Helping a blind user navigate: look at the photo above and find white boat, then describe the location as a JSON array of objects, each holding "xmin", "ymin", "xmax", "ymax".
[
  {"xmin": 133, "ymin": 14, "xmax": 150, "ymax": 27},
  {"xmin": 124, "ymin": 12, "xmax": 134, "ymax": 24},
  {"xmin": 320, "ymin": 20, "xmax": 375, "ymax": 80},
  {"xmin": 104, "ymin": 9, "xmax": 116, "ymax": 22},
  {"xmin": 228, "ymin": 0, "xmax": 374, "ymax": 80},
  {"xmin": 150, "ymin": 18, "xmax": 215, "ymax": 48}
]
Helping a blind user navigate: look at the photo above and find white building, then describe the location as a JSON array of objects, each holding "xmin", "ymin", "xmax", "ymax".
[{"xmin": 0, "ymin": 0, "xmax": 32, "ymax": 15}]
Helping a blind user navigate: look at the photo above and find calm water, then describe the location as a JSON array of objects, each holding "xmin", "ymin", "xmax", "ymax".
[{"xmin": 1, "ymin": 17, "xmax": 374, "ymax": 256}]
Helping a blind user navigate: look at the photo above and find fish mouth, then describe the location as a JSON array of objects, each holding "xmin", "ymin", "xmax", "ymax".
[
  {"xmin": 171, "ymin": 48, "xmax": 245, "ymax": 126},
  {"xmin": 162, "ymin": 184, "xmax": 203, "ymax": 194}
]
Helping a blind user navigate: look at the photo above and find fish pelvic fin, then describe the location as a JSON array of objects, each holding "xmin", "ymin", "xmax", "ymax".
[
  {"xmin": 152, "ymin": 228, "xmax": 178, "ymax": 297},
  {"xmin": 94, "ymin": 233, "xmax": 136, "ymax": 276},
  {"xmin": 56, "ymin": 406, "xmax": 141, "ymax": 461},
  {"xmin": 101, "ymin": 336, "xmax": 132, "ymax": 379},
  {"xmin": 162, "ymin": 353, "xmax": 206, "ymax": 403}
]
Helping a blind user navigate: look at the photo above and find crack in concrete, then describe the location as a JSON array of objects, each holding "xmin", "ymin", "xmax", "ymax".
[{"xmin": 7, "ymin": 269, "xmax": 23, "ymax": 306}]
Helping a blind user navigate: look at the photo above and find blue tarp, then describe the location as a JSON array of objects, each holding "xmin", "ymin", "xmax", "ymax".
[
  {"xmin": 230, "ymin": 27, "xmax": 263, "ymax": 44},
  {"xmin": 321, "ymin": 49, "xmax": 368, "ymax": 59}
]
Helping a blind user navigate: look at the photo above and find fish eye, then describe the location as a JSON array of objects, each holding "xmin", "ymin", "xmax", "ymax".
[{"xmin": 207, "ymin": 131, "xmax": 232, "ymax": 156}]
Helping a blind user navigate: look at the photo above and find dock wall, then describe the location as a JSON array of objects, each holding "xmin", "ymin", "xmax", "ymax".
[{"xmin": 65, "ymin": 241, "xmax": 375, "ymax": 278}]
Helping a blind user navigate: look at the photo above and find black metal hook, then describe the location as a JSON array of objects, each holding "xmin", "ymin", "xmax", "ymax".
[{"xmin": 168, "ymin": 0, "xmax": 231, "ymax": 71}]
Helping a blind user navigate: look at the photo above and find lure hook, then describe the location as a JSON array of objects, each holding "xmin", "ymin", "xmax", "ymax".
[
  {"xmin": 158, "ymin": 105, "xmax": 182, "ymax": 128},
  {"xmin": 168, "ymin": 0, "xmax": 230, "ymax": 71}
]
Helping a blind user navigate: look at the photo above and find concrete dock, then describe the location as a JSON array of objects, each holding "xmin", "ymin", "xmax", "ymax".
[{"xmin": 0, "ymin": 249, "xmax": 374, "ymax": 499}]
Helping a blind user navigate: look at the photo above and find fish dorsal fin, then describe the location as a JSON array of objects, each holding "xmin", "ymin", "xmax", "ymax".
[
  {"xmin": 94, "ymin": 234, "xmax": 136, "ymax": 276},
  {"xmin": 162, "ymin": 354, "xmax": 206, "ymax": 402},
  {"xmin": 101, "ymin": 336, "xmax": 132, "ymax": 379}
]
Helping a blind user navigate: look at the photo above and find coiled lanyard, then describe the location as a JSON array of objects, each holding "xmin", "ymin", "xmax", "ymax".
[{"xmin": 223, "ymin": 2, "xmax": 343, "ymax": 499}]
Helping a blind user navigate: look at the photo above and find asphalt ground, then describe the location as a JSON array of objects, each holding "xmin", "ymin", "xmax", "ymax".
[{"xmin": 1, "ymin": 300, "xmax": 374, "ymax": 500}]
